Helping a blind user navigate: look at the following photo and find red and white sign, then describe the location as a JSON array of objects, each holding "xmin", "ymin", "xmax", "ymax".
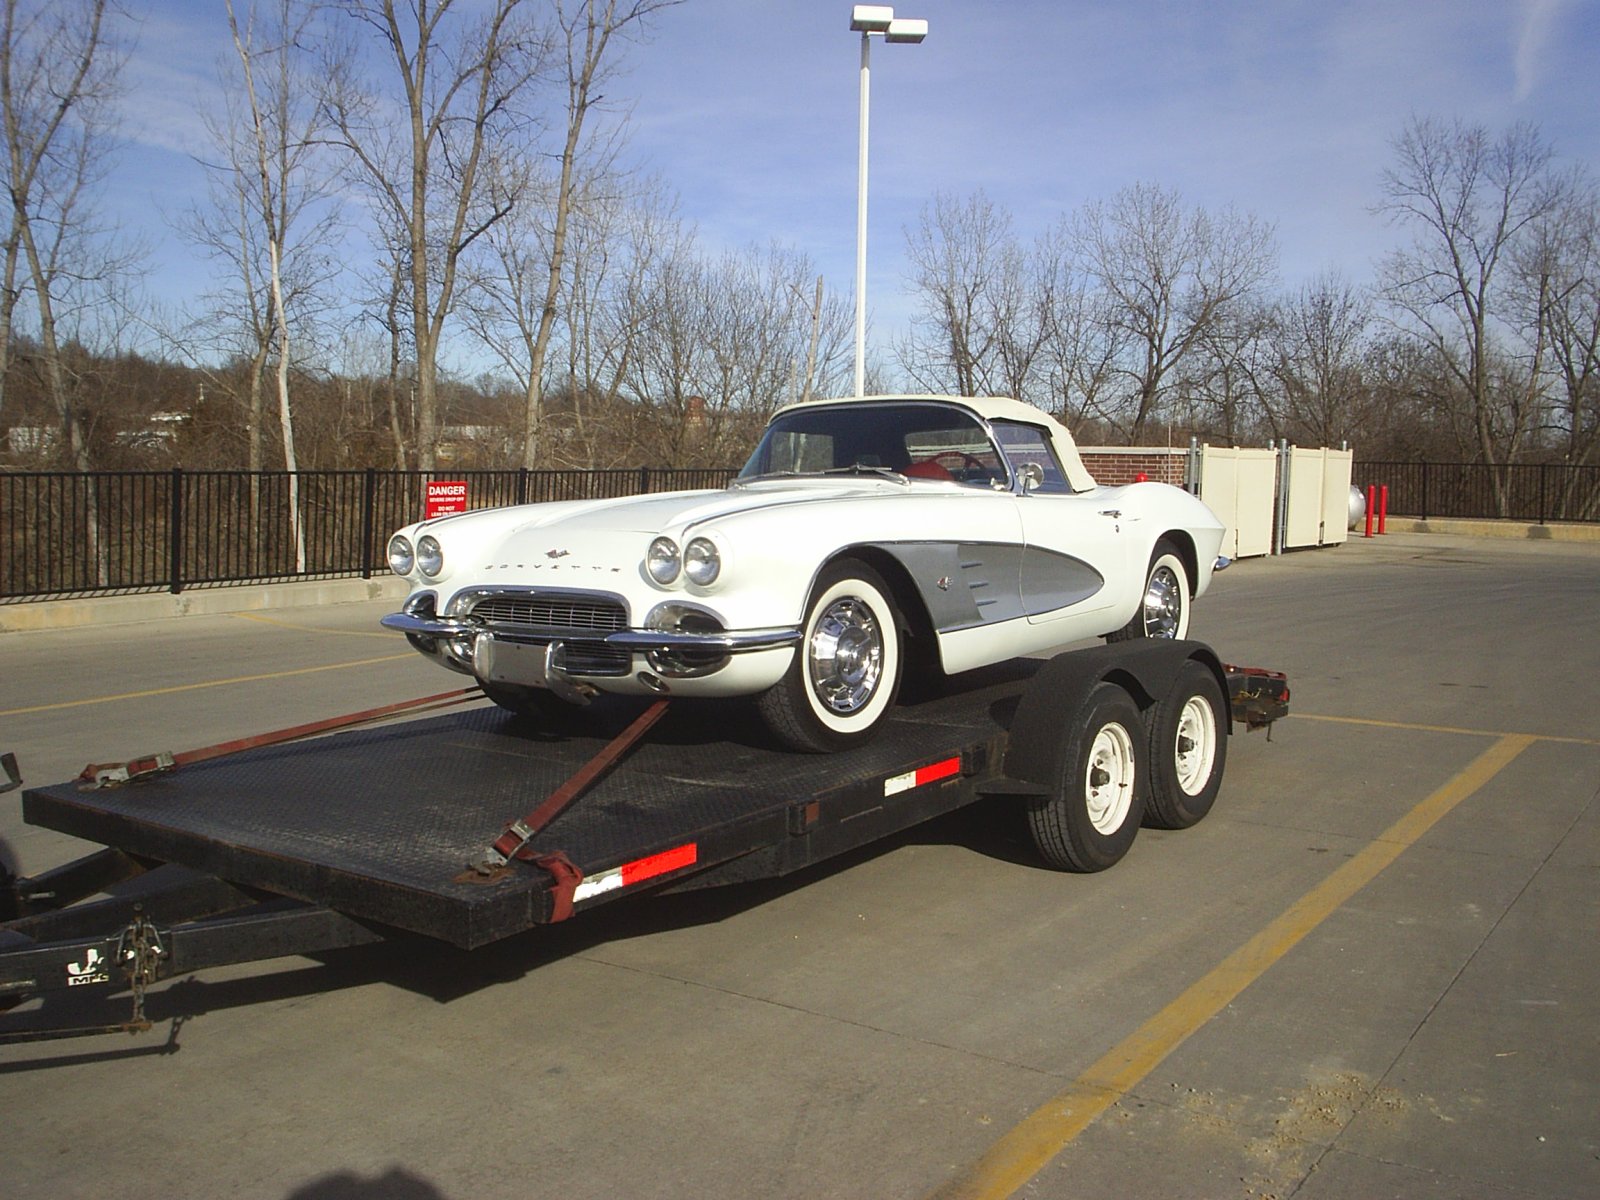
[{"xmin": 424, "ymin": 480, "xmax": 468, "ymax": 519}]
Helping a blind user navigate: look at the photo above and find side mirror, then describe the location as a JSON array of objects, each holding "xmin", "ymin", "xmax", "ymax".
[{"xmin": 1018, "ymin": 462, "xmax": 1044, "ymax": 494}]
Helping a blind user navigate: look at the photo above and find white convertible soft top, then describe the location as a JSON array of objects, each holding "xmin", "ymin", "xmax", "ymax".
[{"xmin": 779, "ymin": 394, "xmax": 1098, "ymax": 493}]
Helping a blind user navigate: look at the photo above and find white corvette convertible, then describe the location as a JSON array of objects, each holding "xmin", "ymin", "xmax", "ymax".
[{"xmin": 383, "ymin": 395, "xmax": 1227, "ymax": 751}]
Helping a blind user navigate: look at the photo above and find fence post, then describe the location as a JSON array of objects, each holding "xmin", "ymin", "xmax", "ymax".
[
  {"xmin": 1421, "ymin": 461, "xmax": 1430, "ymax": 522},
  {"xmin": 517, "ymin": 467, "xmax": 529, "ymax": 506},
  {"xmin": 361, "ymin": 467, "xmax": 377, "ymax": 578},
  {"xmin": 168, "ymin": 466, "xmax": 184, "ymax": 594},
  {"xmin": 1538, "ymin": 463, "xmax": 1547, "ymax": 526},
  {"xmin": 638, "ymin": 466, "xmax": 650, "ymax": 495}
]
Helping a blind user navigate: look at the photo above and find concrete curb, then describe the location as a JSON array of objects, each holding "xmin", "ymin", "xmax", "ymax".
[
  {"xmin": 0, "ymin": 576, "xmax": 411, "ymax": 633},
  {"xmin": 1384, "ymin": 517, "xmax": 1600, "ymax": 543}
]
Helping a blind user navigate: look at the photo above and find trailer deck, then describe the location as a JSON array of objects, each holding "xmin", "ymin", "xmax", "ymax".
[
  {"xmin": 19, "ymin": 663, "xmax": 1034, "ymax": 949},
  {"xmin": 4, "ymin": 643, "xmax": 1288, "ymax": 1043}
]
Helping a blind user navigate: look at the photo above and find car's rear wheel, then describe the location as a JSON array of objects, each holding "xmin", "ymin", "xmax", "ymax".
[
  {"xmin": 1107, "ymin": 539, "xmax": 1190, "ymax": 642},
  {"xmin": 757, "ymin": 560, "xmax": 903, "ymax": 752}
]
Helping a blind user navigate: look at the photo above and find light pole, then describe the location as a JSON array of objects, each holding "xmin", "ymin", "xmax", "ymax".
[{"xmin": 850, "ymin": 5, "xmax": 926, "ymax": 398}]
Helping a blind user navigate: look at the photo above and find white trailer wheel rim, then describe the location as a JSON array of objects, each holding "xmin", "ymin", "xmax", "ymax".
[
  {"xmin": 1173, "ymin": 695, "xmax": 1218, "ymax": 795},
  {"xmin": 1084, "ymin": 721, "xmax": 1136, "ymax": 834}
]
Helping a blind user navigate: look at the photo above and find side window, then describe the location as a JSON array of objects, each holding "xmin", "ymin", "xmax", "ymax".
[{"xmin": 992, "ymin": 422, "xmax": 1072, "ymax": 493}]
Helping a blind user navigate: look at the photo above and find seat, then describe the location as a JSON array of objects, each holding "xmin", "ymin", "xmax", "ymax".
[{"xmin": 904, "ymin": 459, "xmax": 955, "ymax": 481}]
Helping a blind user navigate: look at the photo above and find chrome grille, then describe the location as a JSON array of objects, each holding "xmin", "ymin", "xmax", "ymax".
[
  {"xmin": 467, "ymin": 591, "xmax": 630, "ymax": 676},
  {"xmin": 470, "ymin": 593, "xmax": 627, "ymax": 632}
]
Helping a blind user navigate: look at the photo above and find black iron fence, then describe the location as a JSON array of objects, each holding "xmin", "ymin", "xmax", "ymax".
[
  {"xmin": 7, "ymin": 459, "xmax": 1596, "ymax": 603},
  {"xmin": 1, "ymin": 466, "xmax": 737, "ymax": 602},
  {"xmin": 1355, "ymin": 461, "xmax": 1600, "ymax": 525}
]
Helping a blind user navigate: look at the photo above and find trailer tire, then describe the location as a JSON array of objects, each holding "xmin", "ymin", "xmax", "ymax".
[
  {"xmin": 758, "ymin": 559, "xmax": 903, "ymax": 753},
  {"xmin": 1144, "ymin": 660, "xmax": 1228, "ymax": 829},
  {"xmin": 1107, "ymin": 539, "xmax": 1190, "ymax": 642},
  {"xmin": 1026, "ymin": 682, "xmax": 1147, "ymax": 872}
]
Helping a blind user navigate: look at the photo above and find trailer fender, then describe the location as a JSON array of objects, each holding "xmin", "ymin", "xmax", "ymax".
[{"xmin": 1002, "ymin": 639, "xmax": 1226, "ymax": 790}]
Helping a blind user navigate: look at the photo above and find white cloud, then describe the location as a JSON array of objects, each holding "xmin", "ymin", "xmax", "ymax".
[{"xmin": 1513, "ymin": 0, "xmax": 1570, "ymax": 101}]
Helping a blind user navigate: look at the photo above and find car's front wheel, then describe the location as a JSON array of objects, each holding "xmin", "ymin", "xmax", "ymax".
[
  {"xmin": 1107, "ymin": 539, "xmax": 1190, "ymax": 642},
  {"xmin": 757, "ymin": 560, "xmax": 903, "ymax": 752}
]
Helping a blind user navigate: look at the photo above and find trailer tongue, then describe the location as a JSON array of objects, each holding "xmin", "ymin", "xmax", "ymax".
[{"xmin": 2, "ymin": 643, "xmax": 1287, "ymax": 1045}]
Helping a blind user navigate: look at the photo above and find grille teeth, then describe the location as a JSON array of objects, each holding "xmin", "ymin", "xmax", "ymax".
[
  {"xmin": 470, "ymin": 594, "xmax": 627, "ymax": 632},
  {"xmin": 467, "ymin": 592, "xmax": 630, "ymax": 676}
]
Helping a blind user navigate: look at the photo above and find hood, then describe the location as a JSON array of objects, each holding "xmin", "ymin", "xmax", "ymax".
[{"xmin": 428, "ymin": 478, "xmax": 902, "ymax": 580}]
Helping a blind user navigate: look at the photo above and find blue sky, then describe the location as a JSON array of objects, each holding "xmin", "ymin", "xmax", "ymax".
[{"xmin": 114, "ymin": 0, "xmax": 1599, "ymax": 369}]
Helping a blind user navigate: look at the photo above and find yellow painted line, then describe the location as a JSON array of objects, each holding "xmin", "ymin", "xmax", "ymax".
[
  {"xmin": 1292, "ymin": 711, "xmax": 1600, "ymax": 747},
  {"xmin": 230, "ymin": 612, "xmax": 396, "ymax": 638},
  {"xmin": 0, "ymin": 654, "xmax": 414, "ymax": 717},
  {"xmin": 929, "ymin": 732, "xmax": 1537, "ymax": 1200}
]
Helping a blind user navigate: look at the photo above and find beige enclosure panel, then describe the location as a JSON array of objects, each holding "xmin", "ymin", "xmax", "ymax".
[{"xmin": 1200, "ymin": 446, "xmax": 1276, "ymax": 558}]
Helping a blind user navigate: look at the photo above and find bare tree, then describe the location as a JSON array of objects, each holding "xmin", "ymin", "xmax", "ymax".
[
  {"xmin": 1517, "ymin": 184, "xmax": 1600, "ymax": 515},
  {"xmin": 321, "ymin": 0, "xmax": 544, "ymax": 469},
  {"xmin": 622, "ymin": 240, "xmax": 851, "ymax": 467},
  {"xmin": 898, "ymin": 190, "xmax": 1046, "ymax": 400},
  {"xmin": 1265, "ymin": 272, "xmax": 1376, "ymax": 446},
  {"xmin": 513, "ymin": 0, "xmax": 680, "ymax": 469},
  {"xmin": 183, "ymin": 1, "xmax": 341, "ymax": 482},
  {"xmin": 1377, "ymin": 116, "xmax": 1572, "ymax": 512},
  {"xmin": 1071, "ymin": 182, "xmax": 1276, "ymax": 441},
  {"xmin": 0, "ymin": 0, "xmax": 128, "ymax": 462}
]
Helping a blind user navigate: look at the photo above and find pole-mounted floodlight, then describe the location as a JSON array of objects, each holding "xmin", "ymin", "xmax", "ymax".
[{"xmin": 850, "ymin": 4, "xmax": 926, "ymax": 399}]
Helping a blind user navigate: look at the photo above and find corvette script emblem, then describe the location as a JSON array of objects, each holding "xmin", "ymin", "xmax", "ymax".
[{"xmin": 546, "ymin": 549, "xmax": 571, "ymax": 559}]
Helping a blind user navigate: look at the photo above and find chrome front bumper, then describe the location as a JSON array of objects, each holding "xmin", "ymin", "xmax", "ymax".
[{"xmin": 379, "ymin": 611, "xmax": 801, "ymax": 654}]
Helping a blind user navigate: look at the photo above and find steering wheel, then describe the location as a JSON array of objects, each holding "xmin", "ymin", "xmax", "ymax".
[{"xmin": 930, "ymin": 451, "xmax": 991, "ymax": 481}]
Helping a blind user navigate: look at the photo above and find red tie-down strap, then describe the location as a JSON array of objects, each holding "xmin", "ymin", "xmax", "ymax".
[
  {"xmin": 530, "ymin": 852, "xmax": 583, "ymax": 922},
  {"xmin": 472, "ymin": 698, "xmax": 673, "ymax": 878}
]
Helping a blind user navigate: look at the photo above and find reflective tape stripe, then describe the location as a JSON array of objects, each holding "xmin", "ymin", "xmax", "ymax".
[
  {"xmin": 572, "ymin": 842, "xmax": 698, "ymax": 904},
  {"xmin": 883, "ymin": 755, "xmax": 961, "ymax": 796}
]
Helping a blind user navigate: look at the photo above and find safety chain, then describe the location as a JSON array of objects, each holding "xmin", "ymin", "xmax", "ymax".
[{"xmin": 115, "ymin": 908, "xmax": 165, "ymax": 1034}]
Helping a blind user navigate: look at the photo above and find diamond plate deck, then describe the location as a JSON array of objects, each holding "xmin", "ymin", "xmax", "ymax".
[{"xmin": 21, "ymin": 663, "xmax": 1034, "ymax": 948}]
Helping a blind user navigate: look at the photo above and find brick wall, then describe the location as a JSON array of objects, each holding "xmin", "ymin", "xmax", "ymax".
[{"xmin": 1078, "ymin": 447, "xmax": 1189, "ymax": 488}]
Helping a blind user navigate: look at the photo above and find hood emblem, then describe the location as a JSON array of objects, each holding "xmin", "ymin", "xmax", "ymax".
[{"xmin": 546, "ymin": 548, "xmax": 571, "ymax": 559}]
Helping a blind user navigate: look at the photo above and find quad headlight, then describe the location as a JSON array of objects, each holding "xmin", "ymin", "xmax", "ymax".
[
  {"xmin": 647, "ymin": 535, "xmax": 722, "ymax": 587},
  {"xmin": 416, "ymin": 535, "xmax": 444, "ymax": 578},
  {"xmin": 647, "ymin": 536, "xmax": 681, "ymax": 584},
  {"xmin": 684, "ymin": 537, "xmax": 721, "ymax": 586},
  {"xmin": 388, "ymin": 534, "xmax": 415, "ymax": 576}
]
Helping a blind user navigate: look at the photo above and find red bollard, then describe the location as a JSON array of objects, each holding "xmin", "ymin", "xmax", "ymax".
[
  {"xmin": 1364, "ymin": 485, "xmax": 1375, "ymax": 538},
  {"xmin": 1378, "ymin": 484, "xmax": 1389, "ymax": 535}
]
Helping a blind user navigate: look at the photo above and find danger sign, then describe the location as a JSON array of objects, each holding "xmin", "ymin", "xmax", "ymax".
[{"xmin": 424, "ymin": 480, "xmax": 468, "ymax": 520}]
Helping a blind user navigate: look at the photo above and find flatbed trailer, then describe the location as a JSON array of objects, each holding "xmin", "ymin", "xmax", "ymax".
[{"xmin": 1, "ymin": 641, "xmax": 1286, "ymax": 1043}]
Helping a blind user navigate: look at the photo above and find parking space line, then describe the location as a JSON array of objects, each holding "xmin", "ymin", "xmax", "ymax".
[
  {"xmin": 0, "ymin": 654, "xmax": 414, "ymax": 717},
  {"xmin": 1293, "ymin": 711, "xmax": 1600, "ymax": 747},
  {"xmin": 928, "ymin": 732, "xmax": 1537, "ymax": 1200}
]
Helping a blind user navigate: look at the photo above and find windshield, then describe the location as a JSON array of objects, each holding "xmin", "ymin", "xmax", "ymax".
[{"xmin": 739, "ymin": 402, "xmax": 1008, "ymax": 487}]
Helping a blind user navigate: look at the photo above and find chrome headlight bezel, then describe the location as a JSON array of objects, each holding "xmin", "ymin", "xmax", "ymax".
[
  {"xmin": 388, "ymin": 534, "xmax": 415, "ymax": 576},
  {"xmin": 416, "ymin": 534, "xmax": 444, "ymax": 578},
  {"xmin": 647, "ymin": 536, "xmax": 681, "ymax": 585},
  {"xmin": 683, "ymin": 536, "xmax": 721, "ymax": 586}
]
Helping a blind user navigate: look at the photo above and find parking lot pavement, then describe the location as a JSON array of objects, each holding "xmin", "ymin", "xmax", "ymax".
[{"xmin": 1, "ymin": 532, "xmax": 1597, "ymax": 1200}]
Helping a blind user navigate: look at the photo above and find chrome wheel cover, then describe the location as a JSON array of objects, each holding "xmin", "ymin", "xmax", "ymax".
[
  {"xmin": 1085, "ymin": 721, "xmax": 1136, "ymax": 834},
  {"xmin": 1142, "ymin": 566, "xmax": 1184, "ymax": 638},
  {"xmin": 808, "ymin": 596, "xmax": 884, "ymax": 715}
]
